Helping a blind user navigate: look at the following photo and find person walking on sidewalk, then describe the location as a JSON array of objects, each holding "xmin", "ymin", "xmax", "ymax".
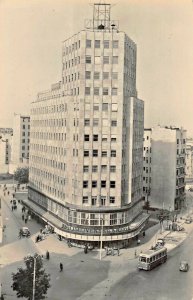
[
  {"xmin": 59, "ymin": 263, "xmax": 63, "ymax": 272},
  {"xmin": 46, "ymin": 251, "xmax": 50, "ymax": 260},
  {"xmin": 135, "ymin": 250, "xmax": 137, "ymax": 258}
]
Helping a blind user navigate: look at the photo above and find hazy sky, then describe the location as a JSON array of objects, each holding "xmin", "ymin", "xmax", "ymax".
[{"xmin": 0, "ymin": 0, "xmax": 193, "ymax": 134}]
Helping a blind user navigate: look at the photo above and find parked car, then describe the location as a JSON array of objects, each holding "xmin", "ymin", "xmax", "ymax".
[
  {"xmin": 156, "ymin": 238, "xmax": 165, "ymax": 247},
  {"xmin": 20, "ymin": 227, "xmax": 30, "ymax": 237},
  {"xmin": 179, "ymin": 261, "xmax": 189, "ymax": 272}
]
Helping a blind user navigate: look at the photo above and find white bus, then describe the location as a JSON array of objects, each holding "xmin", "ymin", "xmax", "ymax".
[{"xmin": 138, "ymin": 247, "xmax": 167, "ymax": 271}]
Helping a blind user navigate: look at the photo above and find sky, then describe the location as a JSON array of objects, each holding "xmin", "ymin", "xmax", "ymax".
[{"xmin": 0, "ymin": 0, "xmax": 193, "ymax": 135}]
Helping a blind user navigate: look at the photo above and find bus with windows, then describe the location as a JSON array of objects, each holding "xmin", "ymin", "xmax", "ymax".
[{"xmin": 138, "ymin": 247, "xmax": 167, "ymax": 270}]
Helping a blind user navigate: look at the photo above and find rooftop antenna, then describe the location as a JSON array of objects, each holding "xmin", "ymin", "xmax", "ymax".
[{"xmin": 85, "ymin": 2, "xmax": 118, "ymax": 31}]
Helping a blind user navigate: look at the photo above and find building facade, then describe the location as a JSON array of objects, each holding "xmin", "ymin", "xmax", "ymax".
[
  {"xmin": 143, "ymin": 126, "xmax": 186, "ymax": 211},
  {"xmin": 0, "ymin": 129, "xmax": 13, "ymax": 173},
  {"xmin": 185, "ymin": 139, "xmax": 193, "ymax": 179},
  {"xmin": 11, "ymin": 114, "xmax": 30, "ymax": 164},
  {"xmin": 28, "ymin": 3, "xmax": 147, "ymax": 247}
]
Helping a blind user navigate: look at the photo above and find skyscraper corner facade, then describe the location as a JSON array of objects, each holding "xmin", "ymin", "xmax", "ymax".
[{"xmin": 27, "ymin": 3, "xmax": 147, "ymax": 247}]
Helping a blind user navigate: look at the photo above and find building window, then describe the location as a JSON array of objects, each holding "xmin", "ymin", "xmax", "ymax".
[
  {"xmin": 112, "ymin": 72, "xmax": 118, "ymax": 80},
  {"xmin": 83, "ymin": 166, "xmax": 89, "ymax": 172},
  {"xmin": 85, "ymin": 71, "xmax": 91, "ymax": 79},
  {"xmin": 22, "ymin": 146, "xmax": 25, "ymax": 150},
  {"xmin": 111, "ymin": 137, "xmax": 116, "ymax": 142},
  {"xmin": 93, "ymin": 150, "xmax": 98, "ymax": 157},
  {"xmin": 101, "ymin": 181, "xmax": 106, "ymax": 188},
  {"xmin": 83, "ymin": 196, "xmax": 88, "ymax": 204},
  {"xmin": 94, "ymin": 72, "xmax": 100, "ymax": 80},
  {"xmin": 102, "ymin": 103, "xmax": 108, "ymax": 111},
  {"xmin": 112, "ymin": 88, "xmax": 118, "ymax": 95},
  {"xmin": 85, "ymin": 87, "xmax": 91, "ymax": 95},
  {"xmin": 110, "ymin": 165, "xmax": 116, "ymax": 172},
  {"xmin": 111, "ymin": 150, "xmax": 116, "ymax": 157},
  {"xmin": 102, "ymin": 151, "xmax": 107, "ymax": 157},
  {"xmin": 84, "ymin": 135, "xmax": 89, "ymax": 141},
  {"xmin": 94, "ymin": 87, "xmax": 100, "ymax": 96},
  {"xmin": 113, "ymin": 40, "xmax": 119, "ymax": 48},
  {"xmin": 102, "ymin": 134, "xmax": 107, "ymax": 142},
  {"xmin": 83, "ymin": 181, "xmax": 88, "ymax": 188},
  {"xmin": 103, "ymin": 72, "xmax": 109, "ymax": 80},
  {"xmin": 112, "ymin": 56, "xmax": 118, "ymax": 64},
  {"xmin": 92, "ymin": 181, "xmax": 97, "ymax": 188},
  {"xmin": 110, "ymin": 181, "xmax": 116, "ymax": 188},
  {"xmin": 86, "ymin": 56, "xmax": 91, "ymax": 64},
  {"xmin": 84, "ymin": 119, "xmax": 90, "ymax": 126},
  {"xmin": 104, "ymin": 40, "xmax": 109, "ymax": 48},
  {"xmin": 23, "ymin": 125, "xmax": 25, "ymax": 129},
  {"xmin": 84, "ymin": 150, "xmax": 89, "ymax": 157},
  {"xmin": 86, "ymin": 39, "xmax": 91, "ymax": 48},
  {"xmin": 110, "ymin": 196, "xmax": 115, "ymax": 204},
  {"xmin": 93, "ymin": 119, "xmax": 99, "ymax": 126},
  {"xmin": 101, "ymin": 165, "xmax": 107, "ymax": 172},
  {"xmin": 92, "ymin": 165, "xmax": 98, "ymax": 172},
  {"xmin": 92, "ymin": 197, "xmax": 97, "ymax": 206},
  {"xmin": 112, "ymin": 103, "xmax": 118, "ymax": 111},
  {"xmin": 22, "ymin": 132, "xmax": 25, "ymax": 136},
  {"xmin": 95, "ymin": 56, "xmax": 100, "ymax": 64},
  {"xmin": 93, "ymin": 135, "xmax": 98, "ymax": 141},
  {"xmin": 103, "ymin": 88, "xmax": 108, "ymax": 96},
  {"xmin": 93, "ymin": 105, "xmax": 99, "ymax": 111},
  {"xmin": 103, "ymin": 56, "xmax": 109, "ymax": 64},
  {"xmin": 101, "ymin": 197, "xmax": 106, "ymax": 206},
  {"xmin": 111, "ymin": 120, "xmax": 117, "ymax": 126},
  {"xmin": 95, "ymin": 40, "xmax": 100, "ymax": 48}
]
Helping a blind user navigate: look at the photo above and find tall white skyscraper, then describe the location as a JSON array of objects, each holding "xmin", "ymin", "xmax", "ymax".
[{"xmin": 28, "ymin": 4, "xmax": 147, "ymax": 247}]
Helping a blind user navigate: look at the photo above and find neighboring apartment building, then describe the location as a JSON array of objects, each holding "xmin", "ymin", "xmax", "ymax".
[
  {"xmin": 27, "ymin": 3, "xmax": 147, "ymax": 247},
  {"xmin": 143, "ymin": 126, "xmax": 186, "ymax": 211},
  {"xmin": 0, "ymin": 129, "xmax": 13, "ymax": 173},
  {"xmin": 185, "ymin": 138, "xmax": 193, "ymax": 179},
  {"xmin": 9, "ymin": 114, "xmax": 30, "ymax": 174}
]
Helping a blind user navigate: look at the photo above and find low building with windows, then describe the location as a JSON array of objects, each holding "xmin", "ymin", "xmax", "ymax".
[
  {"xmin": 143, "ymin": 126, "xmax": 186, "ymax": 211},
  {"xmin": 26, "ymin": 3, "xmax": 147, "ymax": 247}
]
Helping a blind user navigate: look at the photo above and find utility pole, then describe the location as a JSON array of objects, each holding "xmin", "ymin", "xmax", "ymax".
[{"xmin": 99, "ymin": 217, "xmax": 104, "ymax": 261}]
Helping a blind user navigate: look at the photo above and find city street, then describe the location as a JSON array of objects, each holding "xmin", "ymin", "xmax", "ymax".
[{"xmin": 1, "ymin": 186, "xmax": 193, "ymax": 299}]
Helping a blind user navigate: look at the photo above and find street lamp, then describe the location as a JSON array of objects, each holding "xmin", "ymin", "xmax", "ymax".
[
  {"xmin": 99, "ymin": 217, "xmax": 104, "ymax": 261},
  {"xmin": 26, "ymin": 254, "xmax": 40, "ymax": 300}
]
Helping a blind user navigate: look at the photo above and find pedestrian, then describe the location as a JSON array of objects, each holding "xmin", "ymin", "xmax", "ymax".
[
  {"xmin": 8, "ymin": 191, "xmax": 9, "ymax": 195},
  {"xmin": 143, "ymin": 231, "xmax": 145, "ymax": 237},
  {"xmin": 59, "ymin": 263, "xmax": 63, "ymax": 272},
  {"xmin": 11, "ymin": 206, "xmax": 14, "ymax": 211},
  {"xmin": 22, "ymin": 215, "xmax": 24, "ymax": 221},
  {"xmin": 134, "ymin": 250, "xmax": 137, "ymax": 258},
  {"xmin": 117, "ymin": 247, "xmax": 120, "ymax": 256},
  {"xmin": 46, "ymin": 251, "xmax": 50, "ymax": 260},
  {"xmin": 25, "ymin": 218, "xmax": 28, "ymax": 224},
  {"xmin": 84, "ymin": 244, "xmax": 88, "ymax": 254}
]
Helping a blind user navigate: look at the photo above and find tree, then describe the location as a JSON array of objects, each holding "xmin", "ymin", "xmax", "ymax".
[
  {"xmin": 12, "ymin": 254, "xmax": 51, "ymax": 300},
  {"xmin": 14, "ymin": 167, "xmax": 29, "ymax": 184}
]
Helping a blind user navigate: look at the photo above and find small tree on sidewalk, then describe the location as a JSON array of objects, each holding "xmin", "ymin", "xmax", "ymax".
[
  {"xmin": 12, "ymin": 254, "xmax": 51, "ymax": 300},
  {"xmin": 14, "ymin": 167, "xmax": 29, "ymax": 184}
]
